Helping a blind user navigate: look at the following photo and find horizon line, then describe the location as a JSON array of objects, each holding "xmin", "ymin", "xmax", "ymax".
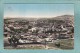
[{"xmin": 4, "ymin": 14, "xmax": 74, "ymax": 19}]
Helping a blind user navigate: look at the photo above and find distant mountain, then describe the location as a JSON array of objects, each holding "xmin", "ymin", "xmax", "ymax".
[
  {"xmin": 4, "ymin": 18, "xmax": 39, "ymax": 21},
  {"xmin": 53, "ymin": 15, "xmax": 74, "ymax": 21},
  {"xmin": 37, "ymin": 15, "xmax": 74, "ymax": 24},
  {"xmin": 4, "ymin": 15, "xmax": 74, "ymax": 24},
  {"xmin": 53, "ymin": 15, "xmax": 74, "ymax": 24}
]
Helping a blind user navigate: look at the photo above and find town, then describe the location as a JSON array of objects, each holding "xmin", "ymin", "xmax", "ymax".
[{"xmin": 4, "ymin": 15, "xmax": 74, "ymax": 49}]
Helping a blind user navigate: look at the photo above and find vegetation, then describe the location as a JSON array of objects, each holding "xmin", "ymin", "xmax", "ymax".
[{"xmin": 47, "ymin": 39, "xmax": 74, "ymax": 49}]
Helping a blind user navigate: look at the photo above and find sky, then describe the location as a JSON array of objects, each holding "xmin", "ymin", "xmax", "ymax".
[{"xmin": 4, "ymin": 4, "xmax": 74, "ymax": 18}]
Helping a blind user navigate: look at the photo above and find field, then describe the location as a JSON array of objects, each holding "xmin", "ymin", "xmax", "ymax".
[
  {"xmin": 4, "ymin": 38, "xmax": 74, "ymax": 50},
  {"xmin": 47, "ymin": 39, "xmax": 74, "ymax": 49}
]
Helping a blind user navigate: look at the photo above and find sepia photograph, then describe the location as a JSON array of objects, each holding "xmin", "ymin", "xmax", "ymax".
[{"xmin": 4, "ymin": 4, "xmax": 74, "ymax": 50}]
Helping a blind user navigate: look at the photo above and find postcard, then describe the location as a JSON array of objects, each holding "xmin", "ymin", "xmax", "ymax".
[
  {"xmin": 4, "ymin": 4, "xmax": 74, "ymax": 50},
  {"xmin": 0, "ymin": 0, "xmax": 80, "ymax": 53}
]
